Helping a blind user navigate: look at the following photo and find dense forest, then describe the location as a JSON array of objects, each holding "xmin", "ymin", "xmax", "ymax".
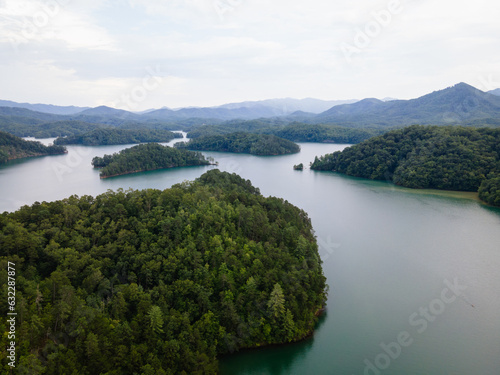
[
  {"xmin": 187, "ymin": 122, "xmax": 379, "ymax": 144},
  {"xmin": 54, "ymin": 128, "xmax": 182, "ymax": 146},
  {"xmin": 0, "ymin": 131, "xmax": 66, "ymax": 164},
  {"xmin": 311, "ymin": 125, "xmax": 500, "ymax": 206},
  {"xmin": 176, "ymin": 132, "xmax": 300, "ymax": 156},
  {"xmin": 478, "ymin": 174, "xmax": 500, "ymax": 206},
  {"xmin": 92, "ymin": 143, "xmax": 212, "ymax": 178},
  {"xmin": 0, "ymin": 170, "xmax": 327, "ymax": 374},
  {"xmin": 271, "ymin": 123, "xmax": 380, "ymax": 143}
]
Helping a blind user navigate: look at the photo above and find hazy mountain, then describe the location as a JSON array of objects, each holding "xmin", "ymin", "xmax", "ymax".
[
  {"xmin": 316, "ymin": 83, "xmax": 500, "ymax": 127},
  {"xmin": 489, "ymin": 88, "xmax": 500, "ymax": 96},
  {"xmin": 76, "ymin": 106, "xmax": 139, "ymax": 119},
  {"xmin": 2, "ymin": 83, "xmax": 499, "ymax": 136},
  {"xmin": 143, "ymin": 106, "xmax": 281, "ymax": 121},
  {"xmin": 0, "ymin": 107, "xmax": 64, "ymax": 123},
  {"xmin": 0, "ymin": 100, "xmax": 88, "ymax": 115},
  {"xmin": 216, "ymin": 98, "xmax": 358, "ymax": 114}
]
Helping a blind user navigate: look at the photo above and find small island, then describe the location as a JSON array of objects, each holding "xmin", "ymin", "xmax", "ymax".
[
  {"xmin": 311, "ymin": 125, "xmax": 500, "ymax": 206},
  {"xmin": 54, "ymin": 128, "xmax": 182, "ymax": 146},
  {"xmin": 176, "ymin": 132, "xmax": 300, "ymax": 156},
  {"xmin": 92, "ymin": 143, "xmax": 213, "ymax": 178},
  {"xmin": 293, "ymin": 163, "xmax": 304, "ymax": 170},
  {"xmin": 0, "ymin": 130, "xmax": 66, "ymax": 163}
]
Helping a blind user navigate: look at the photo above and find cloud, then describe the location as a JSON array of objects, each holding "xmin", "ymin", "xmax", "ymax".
[
  {"xmin": 0, "ymin": 0, "xmax": 116, "ymax": 50},
  {"xmin": 1, "ymin": 0, "xmax": 500, "ymax": 108}
]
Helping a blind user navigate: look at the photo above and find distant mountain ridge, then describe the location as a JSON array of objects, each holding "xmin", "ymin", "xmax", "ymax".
[
  {"xmin": 215, "ymin": 98, "xmax": 358, "ymax": 114},
  {"xmin": 1, "ymin": 83, "xmax": 500, "ymax": 136},
  {"xmin": 0, "ymin": 100, "xmax": 88, "ymax": 115},
  {"xmin": 315, "ymin": 83, "xmax": 500, "ymax": 127}
]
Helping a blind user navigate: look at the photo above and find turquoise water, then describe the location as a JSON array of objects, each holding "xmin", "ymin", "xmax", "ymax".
[{"xmin": 1, "ymin": 139, "xmax": 499, "ymax": 374}]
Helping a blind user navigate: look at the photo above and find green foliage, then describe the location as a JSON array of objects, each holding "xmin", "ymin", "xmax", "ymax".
[
  {"xmin": 311, "ymin": 125, "xmax": 500, "ymax": 204},
  {"xmin": 0, "ymin": 130, "xmax": 66, "ymax": 163},
  {"xmin": 293, "ymin": 163, "xmax": 304, "ymax": 170},
  {"xmin": 177, "ymin": 132, "xmax": 300, "ymax": 156},
  {"xmin": 272, "ymin": 123, "xmax": 380, "ymax": 143},
  {"xmin": 54, "ymin": 128, "xmax": 182, "ymax": 146},
  {"xmin": 91, "ymin": 143, "xmax": 211, "ymax": 178},
  {"xmin": 479, "ymin": 174, "xmax": 500, "ymax": 207},
  {"xmin": 187, "ymin": 122, "xmax": 380, "ymax": 144},
  {"xmin": 0, "ymin": 170, "xmax": 326, "ymax": 374}
]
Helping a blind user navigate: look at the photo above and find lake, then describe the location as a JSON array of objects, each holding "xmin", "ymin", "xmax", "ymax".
[{"xmin": 1, "ymin": 138, "xmax": 500, "ymax": 374}]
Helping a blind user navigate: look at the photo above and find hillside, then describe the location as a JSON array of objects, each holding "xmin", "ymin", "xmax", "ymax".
[
  {"xmin": 2, "ymin": 83, "xmax": 500, "ymax": 137},
  {"xmin": 0, "ymin": 130, "xmax": 66, "ymax": 163},
  {"xmin": 315, "ymin": 83, "xmax": 500, "ymax": 127},
  {"xmin": 177, "ymin": 132, "xmax": 300, "ymax": 156},
  {"xmin": 0, "ymin": 100, "xmax": 87, "ymax": 115},
  {"xmin": 92, "ymin": 143, "xmax": 211, "ymax": 178},
  {"xmin": 54, "ymin": 128, "xmax": 182, "ymax": 146},
  {"xmin": 0, "ymin": 170, "xmax": 326, "ymax": 374},
  {"xmin": 311, "ymin": 125, "xmax": 500, "ymax": 206}
]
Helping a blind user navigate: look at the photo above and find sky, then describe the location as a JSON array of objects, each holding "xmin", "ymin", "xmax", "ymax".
[{"xmin": 0, "ymin": 0, "xmax": 500, "ymax": 111}]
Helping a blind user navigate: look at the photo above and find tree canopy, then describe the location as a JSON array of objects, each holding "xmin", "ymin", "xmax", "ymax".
[
  {"xmin": 311, "ymin": 125, "xmax": 500, "ymax": 206},
  {"xmin": 176, "ymin": 132, "xmax": 300, "ymax": 156},
  {"xmin": 54, "ymin": 128, "xmax": 182, "ymax": 146},
  {"xmin": 0, "ymin": 170, "xmax": 327, "ymax": 374},
  {"xmin": 0, "ymin": 130, "xmax": 66, "ymax": 164},
  {"xmin": 187, "ymin": 122, "xmax": 380, "ymax": 144},
  {"xmin": 91, "ymin": 143, "xmax": 212, "ymax": 178}
]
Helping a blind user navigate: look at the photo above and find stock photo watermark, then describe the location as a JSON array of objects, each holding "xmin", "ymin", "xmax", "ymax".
[
  {"xmin": 111, "ymin": 65, "xmax": 165, "ymax": 112},
  {"xmin": 340, "ymin": 0, "xmax": 403, "ymax": 63},
  {"xmin": 359, "ymin": 278, "xmax": 468, "ymax": 375},
  {"xmin": 51, "ymin": 147, "xmax": 91, "ymax": 182},
  {"xmin": 317, "ymin": 235, "xmax": 341, "ymax": 262},
  {"xmin": 213, "ymin": 0, "xmax": 244, "ymax": 21},
  {"xmin": 477, "ymin": 74, "xmax": 500, "ymax": 93},
  {"xmin": 7, "ymin": 0, "xmax": 72, "ymax": 52}
]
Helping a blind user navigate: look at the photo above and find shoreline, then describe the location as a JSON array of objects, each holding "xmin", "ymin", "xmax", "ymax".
[
  {"xmin": 99, "ymin": 163, "xmax": 217, "ymax": 179},
  {"xmin": 218, "ymin": 306, "xmax": 327, "ymax": 359}
]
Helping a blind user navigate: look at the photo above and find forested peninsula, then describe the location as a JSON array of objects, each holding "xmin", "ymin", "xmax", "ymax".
[
  {"xmin": 311, "ymin": 125, "xmax": 500, "ymax": 206},
  {"xmin": 176, "ymin": 132, "xmax": 300, "ymax": 156},
  {"xmin": 0, "ymin": 170, "xmax": 327, "ymax": 374},
  {"xmin": 54, "ymin": 128, "xmax": 182, "ymax": 146},
  {"xmin": 92, "ymin": 143, "xmax": 211, "ymax": 178},
  {"xmin": 187, "ymin": 122, "xmax": 379, "ymax": 144},
  {"xmin": 0, "ymin": 130, "xmax": 66, "ymax": 164}
]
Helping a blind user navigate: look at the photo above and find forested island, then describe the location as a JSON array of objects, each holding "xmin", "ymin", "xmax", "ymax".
[
  {"xmin": 91, "ymin": 143, "xmax": 211, "ymax": 178},
  {"xmin": 0, "ymin": 170, "xmax": 327, "ymax": 374},
  {"xmin": 0, "ymin": 130, "xmax": 66, "ymax": 163},
  {"xmin": 54, "ymin": 128, "xmax": 182, "ymax": 146},
  {"xmin": 176, "ymin": 132, "xmax": 300, "ymax": 156},
  {"xmin": 311, "ymin": 125, "xmax": 500, "ymax": 206}
]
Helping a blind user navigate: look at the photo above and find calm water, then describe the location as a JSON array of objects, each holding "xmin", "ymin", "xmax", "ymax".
[{"xmin": 2, "ymin": 138, "xmax": 500, "ymax": 375}]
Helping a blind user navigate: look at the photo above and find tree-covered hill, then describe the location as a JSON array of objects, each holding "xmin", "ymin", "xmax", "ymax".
[
  {"xmin": 187, "ymin": 122, "xmax": 379, "ymax": 144},
  {"xmin": 92, "ymin": 143, "xmax": 212, "ymax": 178},
  {"xmin": 0, "ymin": 170, "xmax": 327, "ymax": 374},
  {"xmin": 0, "ymin": 131, "xmax": 66, "ymax": 163},
  {"xmin": 311, "ymin": 125, "xmax": 500, "ymax": 206},
  {"xmin": 271, "ymin": 123, "xmax": 380, "ymax": 143},
  {"xmin": 315, "ymin": 83, "xmax": 500, "ymax": 127},
  {"xmin": 54, "ymin": 128, "xmax": 182, "ymax": 146},
  {"xmin": 176, "ymin": 132, "xmax": 300, "ymax": 156}
]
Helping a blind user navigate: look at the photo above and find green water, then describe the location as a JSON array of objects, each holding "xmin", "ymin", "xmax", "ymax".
[{"xmin": 1, "ymin": 139, "xmax": 500, "ymax": 374}]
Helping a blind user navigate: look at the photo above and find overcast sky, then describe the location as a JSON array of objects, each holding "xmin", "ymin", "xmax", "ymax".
[{"xmin": 1, "ymin": 0, "xmax": 499, "ymax": 110}]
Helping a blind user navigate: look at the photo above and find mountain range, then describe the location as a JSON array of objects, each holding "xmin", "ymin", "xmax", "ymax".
[
  {"xmin": 1, "ymin": 83, "xmax": 500, "ymax": 137},
  {"xmin": 315, "ymin": 83, "xmax": 500, "ymax": 127}
]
